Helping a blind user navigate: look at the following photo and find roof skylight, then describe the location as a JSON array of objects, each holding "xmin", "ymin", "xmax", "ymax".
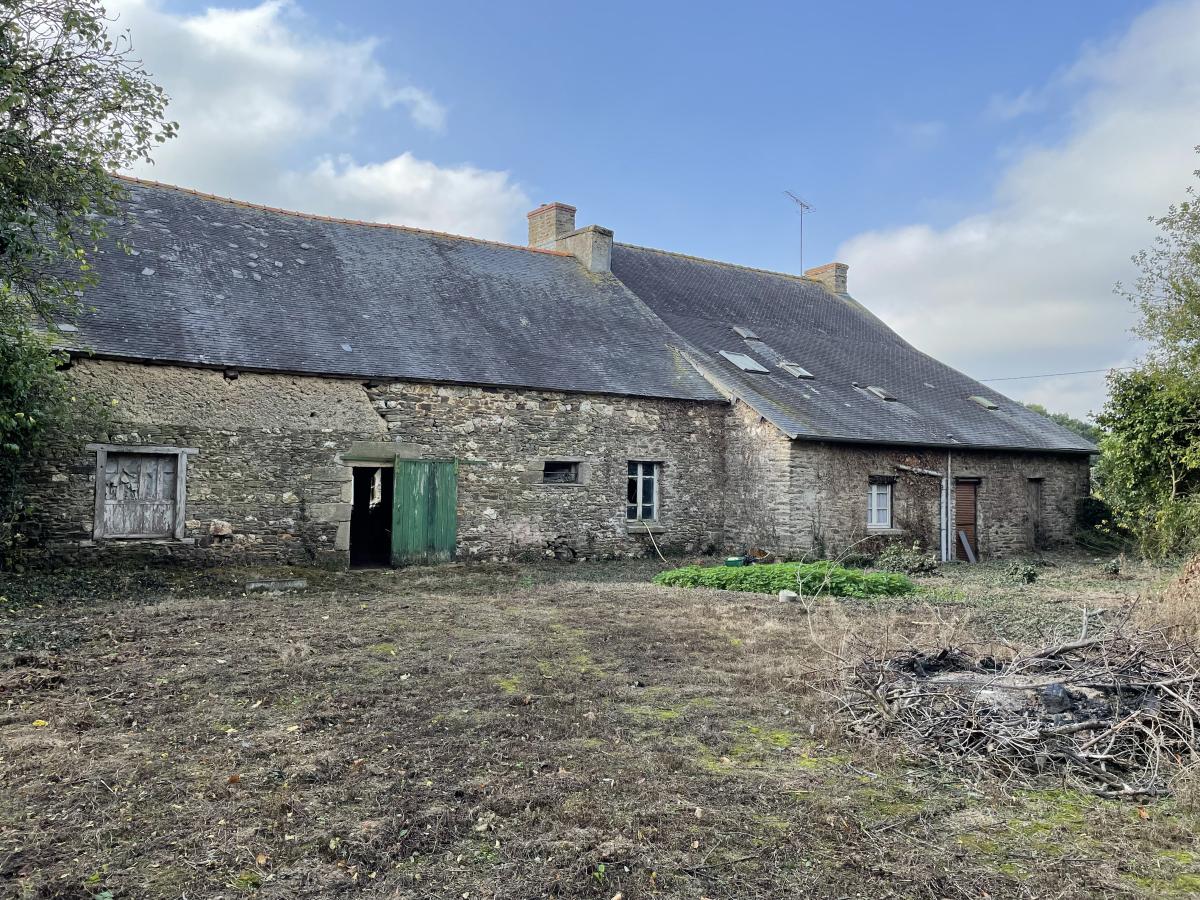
[
  {"xmin": 780, "ymin": 362, "xmax": 814, "ymax": 379},
  {"xmin": 719, "ymin": 350, "xmax": 769, "ymax": 373},
  {"xmin": 970, "ymin": 395, "xmax": 1000, "ymax": 410},
  {"xmin": 733, "ymin": 325, "xmax": 759, "ymax": 340},
  {"xmin": 866, "ymin": 385, "xmax": 897, "ymax": 401}
]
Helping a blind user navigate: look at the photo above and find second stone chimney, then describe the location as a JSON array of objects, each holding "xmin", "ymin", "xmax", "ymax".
[
  {"xmin": 527, "ymin": 202, "xmax": 613, "ymax": 273},
  {"xmin": 804, "ymin": 262, "xmax": 849, "ymax": 294}
]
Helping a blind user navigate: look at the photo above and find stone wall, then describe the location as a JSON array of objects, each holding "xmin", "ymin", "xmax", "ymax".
[
  {"xmin": 723, "ymin": 399, "xmax": 796, "ymax": 551},
  {"xmin": 18, "ymin": 359, "xmax": 727, "ymax": 566},
  {"xmin": 362, "ymin": 380, "xmax": 726, "ymax": 560},
  {"xmin": 778, "ymin": 440, "xmax": 1090, "ymax": 560},
  {"xmin": 17, "ymin": 358, "xmax": 1091, "ymax": 568}
]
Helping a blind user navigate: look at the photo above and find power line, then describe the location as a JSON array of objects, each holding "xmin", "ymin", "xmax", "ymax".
[{"xmin": 980, "ymin": 366, "xmax": 1135, "ymax": 383}]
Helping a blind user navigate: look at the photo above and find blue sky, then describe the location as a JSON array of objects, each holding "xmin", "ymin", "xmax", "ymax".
[{"xmin": 116, "ymin": 0, "xmax": 1200, "ymax": 417}]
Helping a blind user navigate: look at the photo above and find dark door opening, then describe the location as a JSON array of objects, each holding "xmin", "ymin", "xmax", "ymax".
[
  {"xmin": 350, "ymin": 466, "xmax": 394, "ymax": 568},
  {"xmin": 1026, "ymin": 478, "xmax": 1045, "ymax": 550},
  {"xmin": 955, "ymin": 479, "xmax": 979, "ymax": 562}
]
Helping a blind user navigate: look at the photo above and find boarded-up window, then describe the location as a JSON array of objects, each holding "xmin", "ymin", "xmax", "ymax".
[{"xmin": 90, "ymin": 445, "xmax": 194, "ymax": 540}]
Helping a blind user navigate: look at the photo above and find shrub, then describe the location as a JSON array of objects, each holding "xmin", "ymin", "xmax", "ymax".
[
  {"xmin": 652, "ymin": 562, "xmax": 916, "ymax": 598},
  {"xmin": 1005, "ymin": 563, "xmax": 1039, "ymax": 584},
  {"xmin": 875, "ymin": 542, "xmax": 940, "ymax": 576}
]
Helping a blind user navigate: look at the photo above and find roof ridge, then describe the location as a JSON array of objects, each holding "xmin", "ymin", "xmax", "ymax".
[
  {"xmin": 614, "ymin": 241, "xmax": 822, "ymax": 284},
  {"xmin": 112, "ymin": 173, "xmax": 573, "ymax": 258}
]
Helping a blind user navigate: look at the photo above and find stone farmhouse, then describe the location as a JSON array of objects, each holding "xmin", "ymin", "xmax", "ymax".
[{"xmin": 20, "ymin": 178, "xmax": 1095, "ymax": 567}]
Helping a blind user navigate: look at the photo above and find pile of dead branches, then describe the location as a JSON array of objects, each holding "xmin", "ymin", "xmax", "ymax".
[{"xmin": 841, "ymin": 629, "xmax": 1200, "ymax": 798}]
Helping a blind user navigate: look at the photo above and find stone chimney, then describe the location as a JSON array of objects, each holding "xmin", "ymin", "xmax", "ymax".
[
  {"xmin": 804, "ymin": 262, "xmax": 849, "ymax": 294},
  {"xmin": 527, "ymin": 202, "xmax": 576, "ymax": 249},
  {"xmin": 526, "ymin": 202, "xmax": 613, "ymax": 273}
]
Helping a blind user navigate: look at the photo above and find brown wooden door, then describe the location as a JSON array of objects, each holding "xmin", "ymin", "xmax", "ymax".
[{"xmin": 955, "ymin": 480, "xmax": 979, "ymax": 562}]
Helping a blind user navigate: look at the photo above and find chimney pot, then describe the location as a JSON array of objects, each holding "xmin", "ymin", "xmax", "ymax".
[
  {"xmin": 527, "ymin": 202, "xmax": 576, "ymax": 249},
  {"xmin": 805, "ymin": 262, "xmax": 849, "ymax": 294}
]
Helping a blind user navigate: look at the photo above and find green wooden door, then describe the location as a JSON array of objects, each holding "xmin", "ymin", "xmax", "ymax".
[{"xmin": 391, "ymin": 459, "xmax": 458, "ymax": 566}]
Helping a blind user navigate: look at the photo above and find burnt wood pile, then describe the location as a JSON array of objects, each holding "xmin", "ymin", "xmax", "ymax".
[{"xmin": 841, "ymin": 630, "xmax": 1200, "ymax": 798}]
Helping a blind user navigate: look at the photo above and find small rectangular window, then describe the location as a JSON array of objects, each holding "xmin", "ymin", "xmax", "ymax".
[
  {"xmin": 542, "ymin": 460, "xmax": 580, "ymax": 484},
  {"xmin": 627, "ymin": 461, "xmax": 659, "ymax": 521},
  {"xmin": 867, "ymin": 481, "xmax": 892, "ymax": 529}
]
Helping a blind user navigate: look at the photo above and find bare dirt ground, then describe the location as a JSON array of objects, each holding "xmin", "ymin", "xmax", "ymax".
[{"xmin": 2, "ymin": 555, "xmax": 1197, "ymax": 899}]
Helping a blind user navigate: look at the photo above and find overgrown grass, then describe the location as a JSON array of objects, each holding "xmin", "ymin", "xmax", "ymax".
[{"xmin": 653, "ymin": 561, "xmax": 916, "ymax": 597}]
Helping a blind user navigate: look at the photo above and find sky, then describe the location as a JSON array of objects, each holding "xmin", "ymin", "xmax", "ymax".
[{"xmin": 110, "ymin": 0, "xmax": 1200, "ymax": 419}]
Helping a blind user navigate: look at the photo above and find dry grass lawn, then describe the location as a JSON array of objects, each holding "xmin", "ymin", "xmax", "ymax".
[{"xmin": 2, "ymin": 555, "xmax": 1198, "ymax": 899}]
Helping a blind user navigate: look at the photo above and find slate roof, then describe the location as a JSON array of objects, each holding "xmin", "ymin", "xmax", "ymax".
[
  {"xmin": 73, "ymin": 179, "xmax": 722, "ymax": 403},
  {"xmin": 77, "ymin": 178, "xmax": 1094, "ymax": 454},
  {"xmin": 610, "ymin": 244, "xmax": 1096, "ymax": 453}
]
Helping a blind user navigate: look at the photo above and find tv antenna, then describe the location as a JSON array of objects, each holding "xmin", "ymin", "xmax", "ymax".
[{"xmin": 784, "ymin": 191, "xmax": 813, "ymax": 272}]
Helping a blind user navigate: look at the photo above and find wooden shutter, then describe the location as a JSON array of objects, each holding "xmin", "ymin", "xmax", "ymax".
[
  {"xmin": 102, "ymin": 453, "xmax": 177, "ymax": 538},
  {"xmin": 955, "ymin": 480, "xmax": 979, "ymax": 562}
]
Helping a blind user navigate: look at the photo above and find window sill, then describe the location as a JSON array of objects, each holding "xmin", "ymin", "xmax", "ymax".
[
  {"xmin": 538, "ymin": 482, "xmax": 586, "ymax": 488},
  {"xmin": 865, "ymin": 527, "xmax": 904, "ymax": 536},
  {"xmin": 627, "ymin": 522, "xmax": 666, "ymax": 535},
  {"xmin": 93, "ymin": 537, "xmax": 195, "ymax": 545}
]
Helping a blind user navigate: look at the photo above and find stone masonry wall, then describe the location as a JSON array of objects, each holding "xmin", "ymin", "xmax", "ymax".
[
  {"xmin": 783, "ymin": 440, "xmax": 1090, "ymax": 560},
  {"xmin": 18, "ymin": 359, "xmax": 727, "ymax": 566},
  {"xmin": 723, "ymin": 399, "xmax": 798, "ymax": 551},
  {"xmin": 363, "ymin": 381, "xmax": 725, "ymax": 560}
]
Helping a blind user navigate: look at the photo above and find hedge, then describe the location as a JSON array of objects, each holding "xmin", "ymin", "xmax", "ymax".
[{"xmin": 652, "ymin": 561, "xmax": 916, "ymax": 598}]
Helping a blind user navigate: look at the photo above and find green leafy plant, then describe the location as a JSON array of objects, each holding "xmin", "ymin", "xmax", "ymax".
[
  {"xmin": 1005, "ymin": 563, "xmax": 1039, "ymax": 584},
  {"xmin": 652, "ymin": 562, "xmax": 916, "ymax": 598},
  {"xmin": 875, "ymin": 542, "xmax": 941, "ymax": 576}
]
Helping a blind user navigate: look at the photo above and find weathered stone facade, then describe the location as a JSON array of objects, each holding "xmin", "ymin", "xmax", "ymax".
[
  {"xmin": 18, "ymin": 358, "xmax": 1090, "ymax": 568},
  {"xmin": 19, "ymin": 359, "xmax": 726, "ymax": 565},
  {"xmin": 724, "ymin": 407, "xmax": 1090, "ymax": 559}
]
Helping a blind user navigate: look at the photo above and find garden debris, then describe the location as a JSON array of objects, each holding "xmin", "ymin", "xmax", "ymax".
[
  {"xmin": 245, "ymin": 578, "xmax": 308, "ymax": 593},
  {"xmin": 841, "ymin": 627, "xmax": 1200, "ymax": 798}
]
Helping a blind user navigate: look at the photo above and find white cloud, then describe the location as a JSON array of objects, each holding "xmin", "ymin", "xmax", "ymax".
[
  {"xmin": 112, "ymin": 0, "xmax": 526, "ymax": 240},
  {"xmin": 838, "ymin": 0, "xmax": 1200, "ymax": 419},
  {"xmin": 282, "ymin": 154, "xmax": 530, "ymax": 239}
]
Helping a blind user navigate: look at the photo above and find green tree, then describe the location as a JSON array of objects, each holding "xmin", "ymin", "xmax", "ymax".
[
  {"xmin": 1023, "ymin": 403, "xmax": 1100, "ymax": 445},
  {"xmin": 1122, "ymin": 148, "xmax": 1200, "ymax": 372},
  {"xmin": 1100, "ymin": 151, "xmax": 1200, "ymax": 558},
  {"xmin": 1, "ymin": 0, "xmax": 175, "ymax": 559},
  {"xmin": 1096, "ymin": 368, "xmax": 1200, "ymax": 558}
]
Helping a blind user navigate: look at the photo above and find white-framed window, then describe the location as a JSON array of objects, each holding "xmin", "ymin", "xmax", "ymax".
[
  {"xmin": 88, "ymin": 444, "xmax": 196, "ymax": 540},
  {"xmin": 867, "ymin": 481, "xmax": 893, "ymax": 529},
  {"xmin": 627, "ymin": 461, "xmax": 659, "ymax": 522}
]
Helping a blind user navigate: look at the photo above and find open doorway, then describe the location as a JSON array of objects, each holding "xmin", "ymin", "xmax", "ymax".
[{"xmin": 350, "ymin": 465, "xmax": 394, "ymax": 568}]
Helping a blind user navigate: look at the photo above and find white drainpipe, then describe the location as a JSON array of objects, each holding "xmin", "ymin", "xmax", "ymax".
[{"xmin": 944, "ymin": 450, "xmax": 953, "ymax": 562}]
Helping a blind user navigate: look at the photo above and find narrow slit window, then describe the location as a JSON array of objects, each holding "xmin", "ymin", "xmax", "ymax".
[
  {"xmin": 867, "ymin": 481, "xmax": 893, "ymax": 529},
  {"xmin": 542, "ymin": 460, "xmax": 580, "ymax": 484},
  {"xmin": 627, "ymin": 461, "xmax": 659, "ymax": 521}
]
